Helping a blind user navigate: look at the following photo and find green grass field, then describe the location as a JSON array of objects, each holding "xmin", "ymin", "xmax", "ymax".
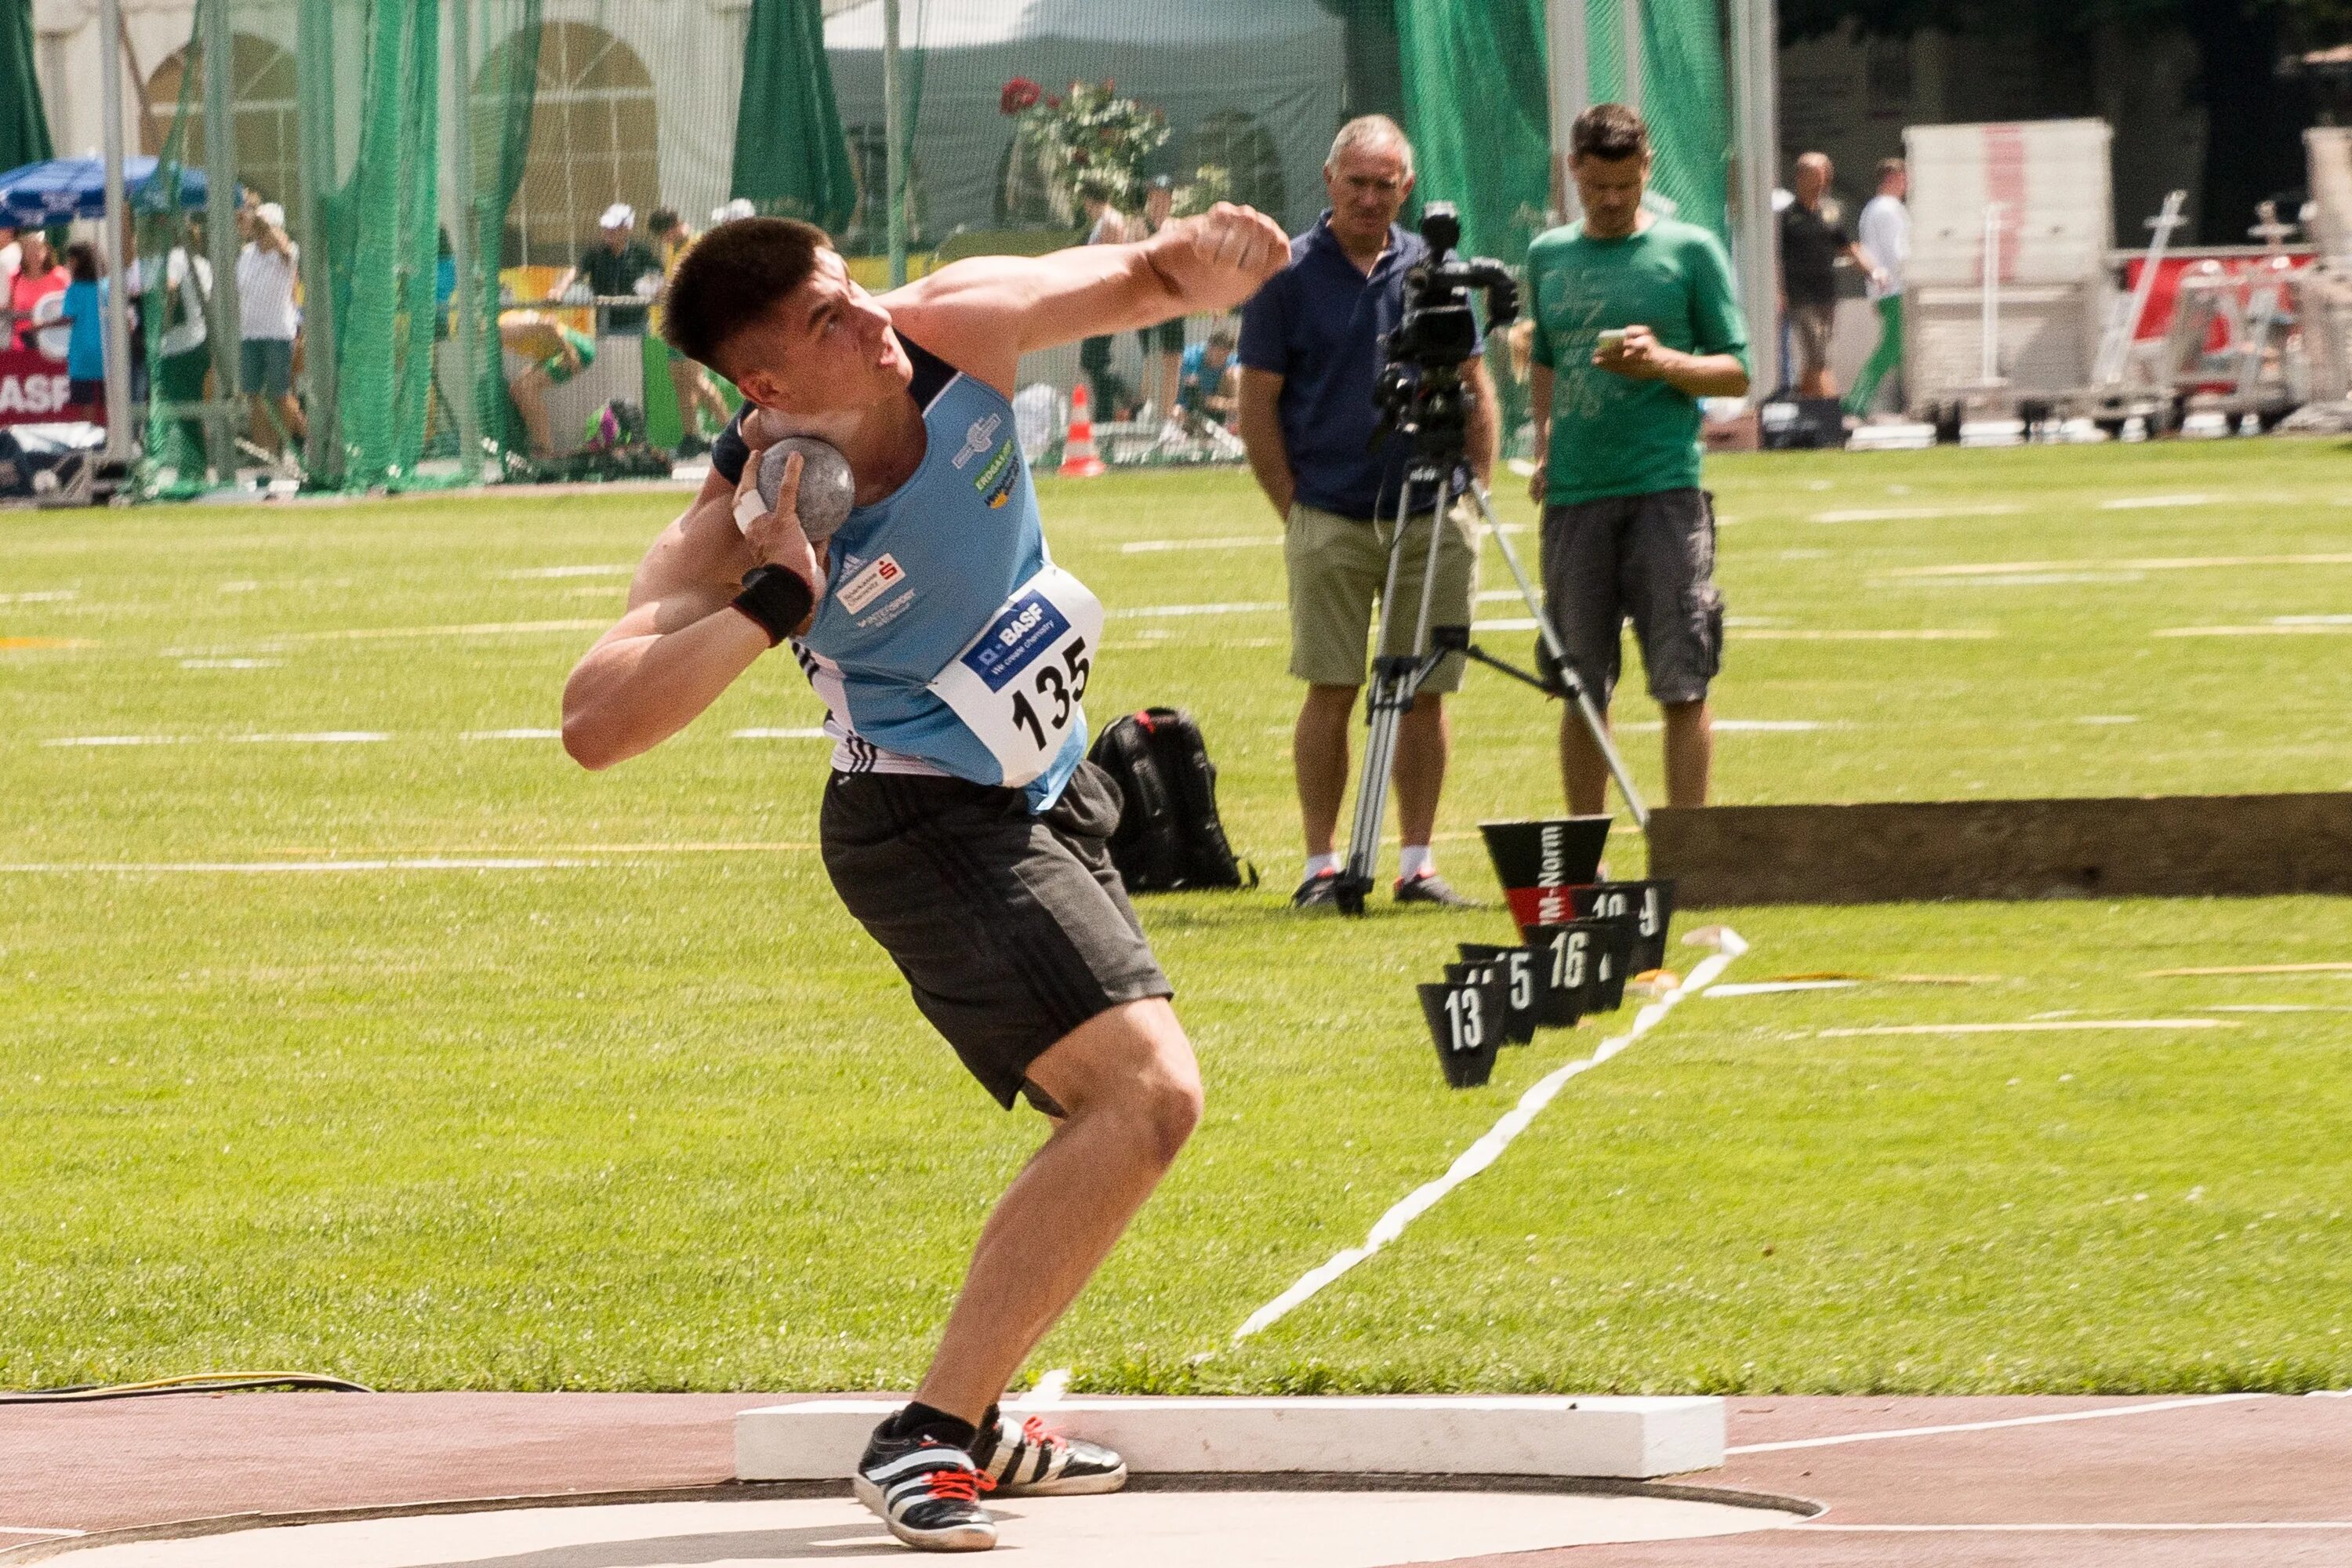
[{"xmin": 5, "ymin": 439, "xmax": 2351, "ymax": 1396}]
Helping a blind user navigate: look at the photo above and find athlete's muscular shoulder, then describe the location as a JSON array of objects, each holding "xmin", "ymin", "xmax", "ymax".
[{"xmin": 883, "ymin": 285, "xmax": 1019, "ymax": 399}]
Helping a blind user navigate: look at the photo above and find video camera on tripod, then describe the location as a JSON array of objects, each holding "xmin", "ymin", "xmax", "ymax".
[{"xmin": 1330, "ymin": 205, "xmax": 1650, "ymax": 916}]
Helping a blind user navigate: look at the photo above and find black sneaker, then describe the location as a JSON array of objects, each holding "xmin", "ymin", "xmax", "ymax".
[
  {"xmin": 1293, "ymin": 870, "xmax": 1341, "ymax": 908},
  {"xmin": 1394, "ymin": 872, "xmax": 1482, "ymax": 908},
  {"xmin": 971, "ymin": 1410, "xmax": 1127, "ymax": 1496},
  {"xmin": 853, "ymin": 1427, "xmax": 996, "ymax": 1552}
]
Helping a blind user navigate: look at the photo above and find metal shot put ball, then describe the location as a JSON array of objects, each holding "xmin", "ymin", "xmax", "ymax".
[{"xmin": 753, "ymin": 437, "xmax": 856, "ymax": 546}]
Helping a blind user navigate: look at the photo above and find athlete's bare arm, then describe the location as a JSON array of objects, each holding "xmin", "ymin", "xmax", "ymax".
[
  {"xmin": 561, "ymin": 436, "xmax": 818, "ymax": 771},
  {"xmin": 886, "ymin": 203, "xmax": 1289, "ymax": 397}
]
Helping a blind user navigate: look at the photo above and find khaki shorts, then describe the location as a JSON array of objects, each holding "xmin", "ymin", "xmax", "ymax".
[
  {"xmin": 1789, "ymin": 302, "xmax": 1836, "ymax": 379},
  {"xmin": 1285, "ymin": 499, "xmax": 1480, "ymax": 692}
]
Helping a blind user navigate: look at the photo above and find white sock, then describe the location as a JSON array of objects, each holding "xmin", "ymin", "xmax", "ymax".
[
  {"xmin": 1397, "ymin": 844, "xmax": 1435, "ymax": 881},
  {"xmin": 1304, "ymin": 851, "xmax": 1339, "ymax": 880}
]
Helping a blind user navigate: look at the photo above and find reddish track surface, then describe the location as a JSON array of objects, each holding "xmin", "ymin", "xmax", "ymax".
[{"xmin": 4, "ymin": 1391, "xmax": 2349, "ymax": 1563}]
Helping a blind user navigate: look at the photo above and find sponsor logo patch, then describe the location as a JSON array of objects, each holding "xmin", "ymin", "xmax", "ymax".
[
  {"xmin": 972, "ymin": 439, "xmax": 1018, "ymax": 510},
  {"xmin": 837, "ymin": 553, "xmax": 906, "ymax": 615},
  {"xmin": 952, "ymin": 413, "xmax": 1003, "ymax": 470}
]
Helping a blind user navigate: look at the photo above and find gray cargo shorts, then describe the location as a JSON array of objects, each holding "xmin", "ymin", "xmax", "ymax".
[{"xmin": 1540, "ymin": 488, "xmax": 1724, "ymax": 708}]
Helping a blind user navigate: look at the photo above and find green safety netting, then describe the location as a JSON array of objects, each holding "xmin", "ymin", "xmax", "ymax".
[
  {"xmin": 119, "ymin": 0, "xmax": 1739, "ymax": 498},
  {"xmin": 0, "ymin": 0, "xmax": 53, "ymax": 172}
]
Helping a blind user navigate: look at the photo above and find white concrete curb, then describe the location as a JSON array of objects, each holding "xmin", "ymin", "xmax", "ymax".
[{"xmin": 736, "ymin": 1395, "xmax": 1725, "ymax": 1483}]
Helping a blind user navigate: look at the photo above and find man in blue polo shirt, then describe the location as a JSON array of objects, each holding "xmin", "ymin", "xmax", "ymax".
[{"xmin": 1238, "ymin": 114, "xmax": 1497, "ymax": 909}]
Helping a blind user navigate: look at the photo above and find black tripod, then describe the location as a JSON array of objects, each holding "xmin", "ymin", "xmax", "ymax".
[{"xmin": 1330, "ymin": 449, "xmax": 1649, "ymax": 916}]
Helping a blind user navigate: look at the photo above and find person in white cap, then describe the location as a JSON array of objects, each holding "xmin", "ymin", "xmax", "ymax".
[
  {"xmin": 710, "ymin": 198, "xmax": 757, "ymax": 227},
  {"xmin": 236, "ymin": 194, "xmax": 305, "ymax": 458},
  {"xmin": 550, "ymin": 201, "xmax": 659, "ymax": 336}
]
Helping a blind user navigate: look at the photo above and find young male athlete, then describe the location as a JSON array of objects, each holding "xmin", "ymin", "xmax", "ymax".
[{"xmin": 561, "ymin": 205, "xmax": 1289, "ymax": 1552}]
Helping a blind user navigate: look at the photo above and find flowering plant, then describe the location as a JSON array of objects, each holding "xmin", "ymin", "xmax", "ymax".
[{"xmin": 1001, "ymin": 78, "xmax": 1169, "ymax": 225}]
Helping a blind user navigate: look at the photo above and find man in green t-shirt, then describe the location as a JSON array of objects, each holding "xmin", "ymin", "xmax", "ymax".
[{"xmin": 1525, "ymin": 103, "xmax": 1751, "ymax": 815}]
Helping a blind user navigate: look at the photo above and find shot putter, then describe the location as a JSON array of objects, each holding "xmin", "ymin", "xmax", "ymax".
[{"xmin": 745, "ymin": 436, "xmax": 857, "ymax": 546}]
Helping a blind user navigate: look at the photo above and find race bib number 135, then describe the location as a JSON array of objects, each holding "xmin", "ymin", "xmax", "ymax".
[{"xmin": 927, "ymin": 564, "xmax": 1105, "ymax": 787}]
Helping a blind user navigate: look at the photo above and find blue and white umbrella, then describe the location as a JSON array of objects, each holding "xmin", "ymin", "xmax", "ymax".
[{"xmin": 0, "ymin": 156, "xmax": 209, "ymax": 224}]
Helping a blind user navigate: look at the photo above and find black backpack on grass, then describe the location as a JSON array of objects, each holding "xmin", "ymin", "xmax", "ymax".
[{"xmin": 1088, "ymin": 708, "xmax": 1255, "ymax": 892}]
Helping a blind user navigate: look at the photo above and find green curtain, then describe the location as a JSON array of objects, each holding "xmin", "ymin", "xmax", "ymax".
[
  {"xmin": 324, "ymin": 1, "xmax": 442, "ymax": 489},
  {"xmin": 0, "ymin": 0, "xmax": 53, "ymax": 173},
  {"xmin": 1634, "ymin": 0, "xmax": 1730, "ymax": 242},
  {"xmin": 1393, "ymin": 0, "xmax": 1552, "ymax": 270},
  {"xmin": 731, "ymin": 0, "xmax": 856, "ymax": 232},
  {"xmin": 471, "ymin": 0, "xmax": 542, "ymax": 459}
]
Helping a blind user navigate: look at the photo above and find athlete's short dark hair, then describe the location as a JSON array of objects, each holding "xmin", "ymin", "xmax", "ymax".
[
  {"xmin": 1570, "ymin": 103, "xmax": 1649, "ymax": 162},
  {"xmin": 662, "ymin": 216, "xmax": 829, "ymax": 379}
]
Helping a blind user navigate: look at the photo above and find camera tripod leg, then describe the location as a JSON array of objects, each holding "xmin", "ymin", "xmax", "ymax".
[
  {"xmin": 1335, "ymin": 471, "xmax": 1452, "ymax": 914},
  {"xmin": 1469, "ymin": 484, "xmax": 1650, "ymax": 829}
]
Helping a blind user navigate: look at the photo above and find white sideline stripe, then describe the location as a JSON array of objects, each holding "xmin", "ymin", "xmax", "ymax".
[
  {"xmin": 1728, "ymin": 1393, "xmax": 2263, "ymax": 1454},
  {"xmin": 1893, "ymin": 553, "xmax": 2352, "ymax": 579},
  {"xmin": 1804, "ymin": 1522, "xmax": 2352, "ymax": 1534},
  {"xmin": 462, "ymin": 728, "xmax": 563, "ymax": 741},
  {"xmin": 42, "ymin": 731, "xmax": 387, "ymax": 747},
  {"xmin": 0, "ymin": 858, "xmax": 586, "ymax": 874},
  {"xmin": 2155, "ymin": 622, "xmax": 2352, "ymax": 637},
  {"xmin": 1231, "ymin": 929, "xmax": 1748, "ymax": 1341},
  {"xmin": 1817, "ymin": 1019, "xmax": 2237, "ymax": 1036},
  {"xmin": 732, "ymin": 727, "xmax": 829, "ymax": 740},
  {"xmin": 1109, "ymin": 601, "xmax": 1285, "ymax": 619},
  {"xmin": 2100, "ymin": 492, "xmax": 2214, "ymax": 510},
  {"xmin": 500, "ymin": 564, "xmax": 633, "ymax": 578},
  {"xmin": 1708, "ymin": 980, "xmax": 1859, "ymax": 998},
  {"xmin": 1743, "ymin": 628, "xmax": 1994, "ymax": 641},
  {"xmin": 1118, "ymin": 535, "xmax": 1279, "ymax": 554},
  {"xmin": 1809, "ymin": 504, "xmax": 2026, "ymax": 523},
  {"xmin": 277, "ymin": 618, "xmax": 608, "ymax": 643},
  {"xmin": 0, "ymin": 590, "xmax": 78, "ymax": 604},
  {"xmin": 178, "ymin": 658, "xmax": 281, "ymax": 670}
]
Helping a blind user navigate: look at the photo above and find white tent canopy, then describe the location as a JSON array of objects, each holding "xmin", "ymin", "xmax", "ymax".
[{"xmin": 824, "ymin": 0, "xmax": 1348, "ymax": 243}]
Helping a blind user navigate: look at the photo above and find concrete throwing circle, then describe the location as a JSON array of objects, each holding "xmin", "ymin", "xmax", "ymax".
[{"xmin": 46, "ymin": 1490, "xmax": 1803, "ymax": 1566}]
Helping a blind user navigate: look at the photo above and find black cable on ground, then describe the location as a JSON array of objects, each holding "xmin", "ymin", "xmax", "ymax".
[{"xmin": 0, "ymin": 1372, "xmax": 375, "ymax": 1404}]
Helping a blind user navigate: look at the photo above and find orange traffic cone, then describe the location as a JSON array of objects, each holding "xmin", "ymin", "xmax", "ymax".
[{"xmin": 1058, "ymin": 381, "xmax": 1107, "ymax": 478}]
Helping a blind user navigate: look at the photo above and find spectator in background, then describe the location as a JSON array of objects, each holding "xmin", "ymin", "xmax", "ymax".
[
  {"xmin": 1777, "ymin": 152, "xmax": 1884, "ymax": 401},
  {"xmin": 1, "ymin": 223, "xmax": 19, "ymax": 290},
  {"xmin": 647, "ymin": 206, "xmax": 731, "ymax": 453},
  {"xmin": 1175, "ymin": 328, "xmax": 1237, "ymax": 434},
  {"xmin": 1846, "ymin": 157, "xmax": 1910, "ymax": 417},
  {"xmin": 1240, "ymin": 114, "xmax": 1496, "ymax": 909},
  {"xmin": 58, "ymin": 241, "xmax": 107, "ymax": 423},
  {"xmin": 237, "ymin": 198, "xmax": 305, "ymax": 456},
  {"xmin": 1525, "ymin": 103, "xmax": 1750, "ymax": 817},
  {"xmin": 552, "ymin": 203, "xmax": 659, "ymax": 336},
  {"xmin": 8, "ymin": 228, "xmax": 64, "ymax": 350},
  {"xmin": 1076, "ymin": 181, "xmax": 1131, "ymax": 417},
  {"xmin": 499, "ymin": 308, "xmax": 597, "ymax": 462},
  {"xmin": 710, "ymin": 198, "xmax": 755, "ymax": 227},
  {"xmin": 1132, "ymin": 174, "xmax": 1185, "ymax": 430},
  {"xmin": 141, "ymin": 216, "xmax": 215, "ymax": 468}
]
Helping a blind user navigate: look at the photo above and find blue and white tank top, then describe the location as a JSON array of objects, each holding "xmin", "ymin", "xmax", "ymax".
[{"xmin": 711, "ymin": 339, "xmax": 1094, "ymax": 812}]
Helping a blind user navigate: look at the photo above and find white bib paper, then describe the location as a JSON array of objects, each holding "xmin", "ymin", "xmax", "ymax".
[{"xmin": 926, "ymin": 564, "xmax": 1104, "ymax": 787}]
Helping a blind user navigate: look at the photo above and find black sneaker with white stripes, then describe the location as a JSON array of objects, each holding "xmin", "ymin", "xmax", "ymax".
[
  {"xmin": 853, "ymin": 1428, "xmax": 997, "ymax": 1552},
  {"xmin": 970, "ymin": 1408, "xmax": 1128, "ymax": 1496}
]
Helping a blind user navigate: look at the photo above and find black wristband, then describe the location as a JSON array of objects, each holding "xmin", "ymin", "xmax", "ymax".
[{"xmin": 732, "ymin": 564, "xmax": 814, "ymax": 647}]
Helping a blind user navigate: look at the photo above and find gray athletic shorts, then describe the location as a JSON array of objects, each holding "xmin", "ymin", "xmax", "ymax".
[
  {"xmin": 819, "ymin": 760, "xmax": 1174, "ymax": 1112},
  {"xmin": 1788, "ymin": 302, "xmax": 1835, "ymax": 380},
  {"xmin": 1541, "ymin": 488, "xmax": 1724, "ymax": 707}
]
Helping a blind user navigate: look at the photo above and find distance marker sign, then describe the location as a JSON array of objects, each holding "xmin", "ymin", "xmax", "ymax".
[
  {"xmin": 1570, "ymin": 880, "xmax": 1675, "ymax": 975},
  {"xmin": 1419, "ymin": 971, "xmax": 1506, "ymax": 1087},
  {"xmin": 1456, "ymin": 944, "xmax": 1539, "ymax": 1044},
  {"xmin": 1479, "ymin": 817, "xmax": 1612, "ymax": 938}
]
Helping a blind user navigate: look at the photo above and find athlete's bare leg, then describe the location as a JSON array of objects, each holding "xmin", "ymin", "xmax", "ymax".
[{"xmin": 912, "ymin": 998, "xmax": 1201, "ymax": 1423}]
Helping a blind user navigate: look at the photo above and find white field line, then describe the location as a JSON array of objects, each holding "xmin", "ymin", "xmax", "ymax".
[
  {"xmin": 732, "ymin": 727, "xmax": 829, "ymax": 739},
  {"xmin": 1707, "ymin": 980, "xmax": 1859, "ymax": 998},
  {"xmin": 1741, "ymin": 628, "xmax": 1994, "ymax": 641},
  {"xmin": 2099, "ymin": 493, "xmax": 2215, "ymax": 510},
  {"xmin": 1809, "ymin": 504, "xmax": 2027, "ymax": 523},
  {"xmin": 1802, "ymin": 1522, "xmax": 2352, "ymax": 1534},
  {"xmin": 178, "ymin": 658, "xmax": 282, "ymax": 670},
  {"xmin": 0, "ymin": 590, "xmax": 77, "ymax": 604},
  {"xmin": 1118, "ymin": 535, "xmax": 1279, "ymax": 554},
  {"xmin": 1817, "ymin": 1019, "xmax": 2237, "ymax": 1036},
  {"xmin": 2155, "ymin": 622, "xmax": 2352, "ymax": 637},
  {"xmin": 42, "ymin": 732, "xmax": 387, "ymax": 747},
  {"xmin": 1892, "ymin": 553, "xmax": 2352, "ymax": 579},
  {"xmin": 158, "ymin": 619, "xmax": 609, "ymax": 659},
  {"xmin": 1727, "ymin": 1393, "xmax": 2263, "ymax": 1455},
  {"xmin": 462, "ymin": 728, "xmax": 562, "ymax": 741},
  {"xmin": 1109, "ymin": 601, "xmax": 1286, "ymax": 619},
  {"xmin": 1231, "ymin": 930, "xmax": 1748, "ymax": 1341},
  {"xmin": 1896, "ymin": 572, "xmax": 2147, "ymax": 588},
  {"xmin": 0, "ymin": 858, "xmax": 589, "ymax": 873},
  {"xmin": 499, "ymin": 564, "xmax": 633, "ymax": 578},
  {"xmin": 1616, "ymin": 719, "xmax": 1830, "ymax": 734},
  {"xmin": 2146, "ymin": 961, "xmax": 2352, "ymax": 977}
]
